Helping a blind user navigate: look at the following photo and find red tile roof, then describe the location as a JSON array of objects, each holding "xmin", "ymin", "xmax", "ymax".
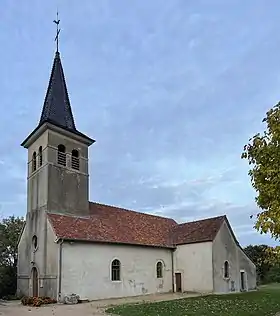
[
  {"xmin": 47, "ymin": 202, "xmax": 226, "ymax": 248},
  {"xmin": 172, "ymin": 215, "xmax": 225, "ymax": 245}
]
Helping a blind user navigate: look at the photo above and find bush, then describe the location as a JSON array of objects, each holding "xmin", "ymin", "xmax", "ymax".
[
  {"xmin": 1, "ymin": 294, "xmax": 19, "ymax": 300},
  {"xmin": 0, "ymin": 265, "xmax": 17, "ymax": 299},
  {"xmin": 266, "ymin": 265, "xmax": 280, "ymax": 284}
]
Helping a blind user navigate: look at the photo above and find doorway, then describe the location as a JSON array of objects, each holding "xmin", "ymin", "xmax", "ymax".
[
  {"xmin": 240, "ymin": 271, "xmax": 246, "ymax": 292},
  {"xmin": 175, "ymin": 273, "xmax": 182, "ymax": 292},
  {"xmin": 32, "ymin": 267, "xmax": 39, "ymax": 297}
]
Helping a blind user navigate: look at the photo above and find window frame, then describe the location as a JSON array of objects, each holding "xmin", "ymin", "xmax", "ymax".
[
  {"xmin": 32, "ymin": 152, "xmax": 37, "ymax": 172},
  {"xmin": 32, "ymin": 235, "xmax": 38, "ymax": 252},
  {"xmin": 224, "ymin": 260, "xmax": 230, "ymax": 279},
  {"xmin": 111, "ymin": 259, "xmax": 121, "ymax": 282},
  {"xmin": 156, "ymin": 261, "xmax": 163, "ymax": 279}
]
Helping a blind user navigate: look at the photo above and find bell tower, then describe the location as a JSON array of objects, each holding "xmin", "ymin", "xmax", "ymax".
[
  {"xmin": 17, "ymin": 15, "xmax": 95, "ymax": 299},
  {"xmin": 21, "ymin": 50, "xmax": 95, "ymax": 217}
]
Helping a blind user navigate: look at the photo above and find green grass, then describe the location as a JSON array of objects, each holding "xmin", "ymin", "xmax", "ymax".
[{"xmin": 106, "ymin": 285, "xmax": 280, "ymax": 316}]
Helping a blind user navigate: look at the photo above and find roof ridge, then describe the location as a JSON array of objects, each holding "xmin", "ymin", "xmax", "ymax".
[
  {"xmin": 90, "ymin": 201, "xmax": 178, "ymax": 223},
  {"xmin": 177, "ymin": 215, "xmax": 226, "ymax": 226}
]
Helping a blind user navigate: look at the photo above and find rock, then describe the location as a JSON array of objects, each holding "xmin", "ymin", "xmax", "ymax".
[{"xmin": 63, "ymin": 294, "xmax": 80, "ymax": 305}]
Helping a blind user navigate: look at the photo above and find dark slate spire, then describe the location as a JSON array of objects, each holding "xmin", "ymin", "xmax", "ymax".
[
  {"xmin": 39, "ymin": 51, "xmax": 76, "ymax": 132},
  {"xmin": 21, "ymin": 15, "xmax": 95, "ymax": 148}
]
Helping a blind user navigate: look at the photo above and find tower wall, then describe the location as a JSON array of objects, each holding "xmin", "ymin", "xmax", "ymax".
[
  {"xmin": 27, "ymin": 130, "xmax": 49, "ymax": 213},
  {"xmin": 18, "ymin": 126, "xmax": 91, "ymax": 298},
  {"xmin": 46, "ymin": 130, "xmax": 90, "ymax": 216}
]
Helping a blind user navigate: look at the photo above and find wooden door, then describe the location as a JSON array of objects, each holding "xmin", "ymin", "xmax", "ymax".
[
  {"xmin": 175, "ymin": 273, "xmax": 182, "ymax": 292},
  {"xmin": 240, "ymin": 271, "xmax": 245, "ymax": 291},
  {"xmin": 32, "ymin": 267, "xmax": 38, "ymax": 297}
]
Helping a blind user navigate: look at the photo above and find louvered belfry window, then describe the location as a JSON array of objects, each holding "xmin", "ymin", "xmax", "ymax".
[
  {"xmin": 38, "ymin": 146, "xmax": 43, "ymax": 167},
  {"xmin": 71, "ymin": 149, "xmax": 80, "ymax": 170},
  {"xmin": 32, "ymin": 152, "xmax": 36, "ymax": 172},
  {"xmin": 57, "ymin": 144, "xmax": 66, "ymax": 166}
]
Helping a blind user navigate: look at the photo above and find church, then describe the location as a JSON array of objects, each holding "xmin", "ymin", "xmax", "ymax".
[{"xmin": 17, "ymin": 44, "xmax": 256, "ymax": 301}]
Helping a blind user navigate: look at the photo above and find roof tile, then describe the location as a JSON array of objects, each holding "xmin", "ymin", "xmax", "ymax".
[{"xmin": 47, "ymin": 202, "xmax": 225, "ymax": 248}]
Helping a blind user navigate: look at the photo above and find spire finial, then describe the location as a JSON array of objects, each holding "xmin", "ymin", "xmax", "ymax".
[{"xmin": 53, "ymin": 11, "xmax": 61, "ymax": 52}]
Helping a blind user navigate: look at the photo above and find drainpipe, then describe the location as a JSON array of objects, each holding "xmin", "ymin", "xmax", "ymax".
[
  {"xmin": 58, "ymin": 239, "xmax": 63, "ymax": 301},
  {"xmin": 171, "ymin": 248, "xmax": 175, "ymax": 293}
]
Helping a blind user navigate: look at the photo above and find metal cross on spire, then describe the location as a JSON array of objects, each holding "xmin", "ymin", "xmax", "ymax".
[{"xmin": 53, "ymin": 11, "xmax": 61, "ymax": 52}]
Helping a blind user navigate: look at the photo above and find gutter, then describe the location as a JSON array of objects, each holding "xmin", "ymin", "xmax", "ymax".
[
  {"xmin": 58, "ymin": 239, "xmax": 63, "ymax": 300},
  {"xmin": 171, "ymin": 249, "xmax": 175, "ymax": 292}
]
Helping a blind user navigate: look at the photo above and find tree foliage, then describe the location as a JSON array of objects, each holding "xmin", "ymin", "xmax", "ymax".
[
  {"xmin": 244, "ymin": 244, "xmax": 272, "ymax": 284},
  {"xmin": 0, "ymin": 215, "xmax": 25, "ymax": 298},
  {"xmin": 242, "ymin": 102, "xmax": 280, "ymax": 240},
  {"xmin": 266, "ymin": 264, "xmax": 280, "ymax": 283},
  {"xmin": 244, "ymin": 244, "xmax": 280, "ymax": 284}
]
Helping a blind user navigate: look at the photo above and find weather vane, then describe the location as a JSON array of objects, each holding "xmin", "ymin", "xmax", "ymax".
[{"xmin": 53, "ymin": 11, "xmax": 61, "ymax": 52}]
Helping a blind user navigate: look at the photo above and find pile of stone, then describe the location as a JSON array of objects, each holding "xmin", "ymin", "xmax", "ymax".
[{"xmin": 63, "ymin": 293, "xmax": 80, "ymax": 304}]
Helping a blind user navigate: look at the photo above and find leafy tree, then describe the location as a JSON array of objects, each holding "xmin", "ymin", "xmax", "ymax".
[
  {"xmin": 241, "ymin": 102, "xmax": 280, "ymax": 240},
  {"xmin": 0, "ymin": 215, "xmax": 25, "ymax": 298},
  {"xmin": 244, "ymin": 244, "xmax": 272, "ymax": 284},
  {"xmin": 266, "ymin": 264, "xmax": 280, "ymax": 283}
]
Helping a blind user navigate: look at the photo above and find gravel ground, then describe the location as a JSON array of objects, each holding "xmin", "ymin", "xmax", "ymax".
[{"xmin": 0, "ymin": 292, "xmax": 200, "ymax": 316}]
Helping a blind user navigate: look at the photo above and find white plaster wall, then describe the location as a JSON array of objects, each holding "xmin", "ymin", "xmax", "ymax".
[
  {"xmin": 212, "ymin": 221, "xmax": 240, "ymax": 293},
  {"xmin": 174, "ymin": 242, "xmax": 213, "ymax": 293},
  {"xmin": 18, "ymin": 224, "xmax": 29, "ymax": 276},
  {"xmin": 237, "ymin": 247, "xmax": 256, "ymax": 291},
  {"xmin": 61, "ymin": 242, "xmax": 173, "ymax": 300},
  {"xmin": 212, "ymin": 221, "xmax": 257, "ymax": 294},
  {"xmin": 46, "ymin": 220, "xmax": 59, "ymax": 277}
]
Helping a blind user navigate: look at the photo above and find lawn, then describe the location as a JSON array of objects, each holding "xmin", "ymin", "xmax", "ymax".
[{"xmin": 106, "ymin": 285, "xmax": 280, "ymax": 316}]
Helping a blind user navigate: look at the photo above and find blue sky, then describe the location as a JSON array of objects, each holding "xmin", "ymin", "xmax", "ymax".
[{"xmin": 0, "ymin": 0, "xmax": 279, "ymax": 247}]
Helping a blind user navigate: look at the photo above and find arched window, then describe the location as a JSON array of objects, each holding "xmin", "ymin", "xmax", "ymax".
[
  {"xmin": 156, "ymin": 261, "xmax": 163, "ymax": 278},
  {"xmin": 57, "ymin": 144, "xmax": 66, "ymax": 166},
  {"xmin": 224, "ymin": 261, "xmax": 229, "ymax": 278},
  {"xmin": 71, "ymin": 149, "xmax": 80, "ymax": 170},
  {"xmin": 32, "ymin": 235, "xmax": 38, "ymax": 251},
  {"xmin": 111, "ymin": 259, "xmax": 121, "ymax": 281},
  {"xmin": 38, "ymin": 146, "xmax": 43, "ymax": 167},
  {"xmin": 32, "ymin": 152, "xmax": 36, "ymax": 172}
]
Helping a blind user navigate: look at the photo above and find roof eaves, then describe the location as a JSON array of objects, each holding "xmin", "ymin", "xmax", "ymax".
[
  {"xmin": 21, "ymin": 120, "xmax": 95, "ymax": 148},
  {"xmin": 58, "ymin": 237, "xmax": 176, "ymax": 249},
  {"xmin": 175, "ymin": 239, "xmax": 213, "ymax": 246}
]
